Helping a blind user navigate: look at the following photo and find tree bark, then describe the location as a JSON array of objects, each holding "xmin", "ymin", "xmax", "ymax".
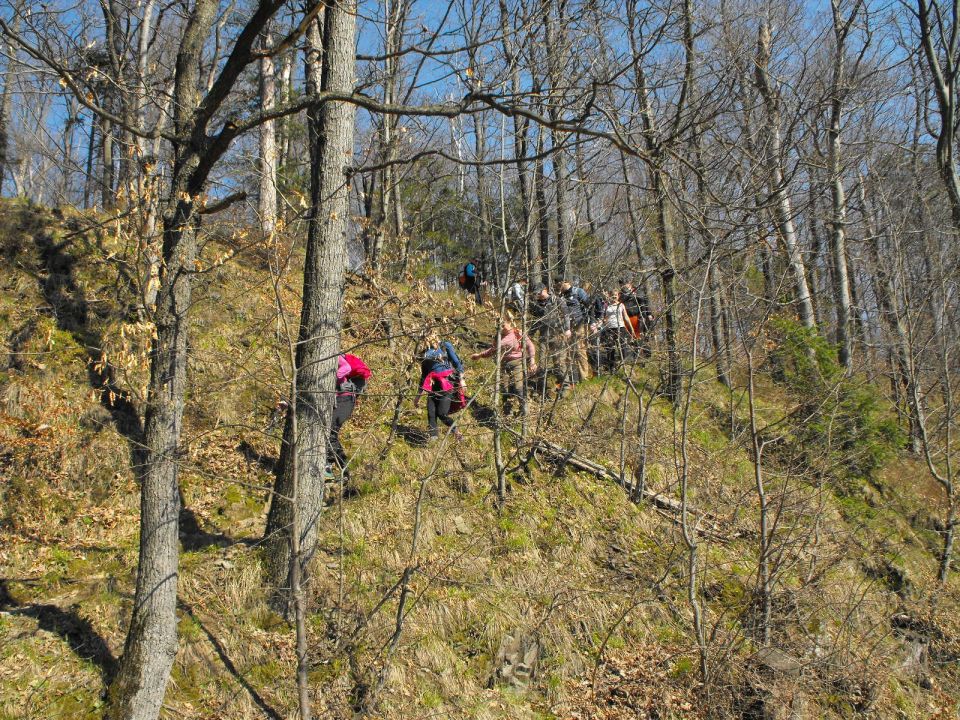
[
  {"xmin": 259, "ymin": 23, "xmax": 278, "ymax": 237},
  {"xmin": 754, "ymin": 21, "xmax": 817, "ymax": 332},
  {"xmin": 106, "ymin": 0, "xmax": 219, "ymax": 715},
  {"xmin": 264, "ymin": 0, "xmax": 356, "ymax": 609},
  {"xmin": 827, "ymin": 0, "xmax": 858, "ymax": 370}
]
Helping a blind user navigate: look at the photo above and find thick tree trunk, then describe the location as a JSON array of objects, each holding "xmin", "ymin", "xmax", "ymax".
[
  {"xmin": 101, "ymin": 116, "xmax": 115, "ymax": 209},
  {"xmin": 265, "ymin": 0, "xmax": 356, "ymax": 609},
  {"xmin": 0, "ymin": 13, "xmax": 17, "ymax": 194},
  {"xmin": 106, "ymin": 0, "xmax": 220, "ymax": 716},
  {"xmin": 108, "ymin": 23, "xmax": 218, "ymax": 720}
]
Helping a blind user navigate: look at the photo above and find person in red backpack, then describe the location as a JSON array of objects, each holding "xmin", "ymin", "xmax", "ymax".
[
  {"xmin": 415, "ymin": 337, "xmax": 464, "ymax": 441},
  {"xmin": 327, "ymin": 353, "xmax": 370, "ymax": 479}
]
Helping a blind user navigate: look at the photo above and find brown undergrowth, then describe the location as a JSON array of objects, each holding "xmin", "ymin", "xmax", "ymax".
[{"xmin": 1, "ymin": 200, "xmax": 958, "ymax": 719}]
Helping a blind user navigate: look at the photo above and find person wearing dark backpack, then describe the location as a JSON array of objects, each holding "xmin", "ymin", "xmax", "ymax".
[
  {"xmin": 458, "ymin": 258, "xmax": 483, "ymax": 305},
  {"xmin": 620, "ymin": 281, "xmax": 654, "ymax": 358},
  {"xmin": 415, "ymin": 336, "xmax": 464, "ymax": 441},
  {"xmin": 556, "ymin": 279, "xmax": 592, "ymax": 383},
  {"xmin": 327, "ymin": 353, "xmax": 370, "ymax": 480},
  {"xmin": 530, "ymin": 283, "xmax": 571, "ymax": 398}
]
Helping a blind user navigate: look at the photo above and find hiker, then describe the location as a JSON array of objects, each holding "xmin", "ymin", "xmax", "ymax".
[
  {"xmin": 598, "ymin": 289, "xmax": 633, "ymax": 372},
  {"xmin": 415, "ymin": 336, "xmax": 464, "ymax": 440},
  {"xmin": 328, "ymin": 352, "xmax": 370, "ymax": 480},
  {"xmin": 529, "ymin": 283, "xmax": 571, "ymax": 398},
  {"xmin": 621, "ymin": 281, "xmax": 654, "ymax": 357},
  {"xmin": 586, "ymin": 282, "xmax": 607, "ymax": 372},
  {"xmin": 471, "ymin": 316, "xmax": 537, "ymax": 417},
  {"xmin": 458, "ymin": 258, "xmax": 483, "ymax": 305},
  {"xmin": 504, "ymin": 277, "xmax": 527, "ymax": 314},
  {"xmin": 556, "ymin": 279, "xmax": 592, "ymax": 383},
  {"xmin": 420, "ymin": 333, "xmax": 465, "ymax": 387}
]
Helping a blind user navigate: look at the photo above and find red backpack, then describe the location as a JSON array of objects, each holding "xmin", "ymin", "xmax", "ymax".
[
  {"xmin": 449, "ymin": 384, "xmax": 467, "ymax": 414},
  {"xmin": 343, "ymin": 354, "xmax": 370, "ymax": 393}
]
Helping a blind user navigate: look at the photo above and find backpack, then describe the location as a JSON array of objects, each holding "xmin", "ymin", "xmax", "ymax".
[
  {"xmin": 458, "ymin": 271, "xmax": 468, "ymax": 288},
  {"xmin": 449, "ymin": 384, "xmax": 467, "ymax": 414},
  {"xmin": 342, "ymin": 354, "xmax": 370, "ymax": 394}
]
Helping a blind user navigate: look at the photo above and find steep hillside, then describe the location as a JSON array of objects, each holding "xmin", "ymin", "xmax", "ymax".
[{"xmin": 1, "ymin": 200, "xmax": 958, "ymax": 719}]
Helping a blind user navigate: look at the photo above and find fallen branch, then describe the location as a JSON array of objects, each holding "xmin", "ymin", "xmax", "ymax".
[{"xmin": 530, "ymin": 439, "xmax": 734, "ymax": 542}]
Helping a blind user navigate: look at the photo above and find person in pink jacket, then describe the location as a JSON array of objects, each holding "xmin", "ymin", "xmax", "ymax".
[
  {"xmin": 328, "ymin": 354, "xmax": 365, "ymax": 478},
  {"xmin": 471, "ymin": 317, "xmax": 537, "ymax": 417}
]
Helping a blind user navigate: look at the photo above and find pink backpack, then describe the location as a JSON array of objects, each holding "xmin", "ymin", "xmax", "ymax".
[{"xmin": 342, "ymin": 354, "xmax": 370, "ymax": 393}]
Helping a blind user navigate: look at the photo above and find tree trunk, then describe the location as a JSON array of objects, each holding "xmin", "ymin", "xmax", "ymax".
[
  {"xmin": 498, "ymin": 0, "xmax": 536, "ymax": 283},
  {"xmin": 101, "ymin": 116, "xmax": 115, "ymax": 209},
  {"xmin": 533, "ymin": 125, "xmax": 551, "ymax": 286},
  {"xmin": 754, "ymin": 21, "xmax": 817, "ymax": 332},
  {"xmin": 264, "ymin": 0, "xmax": 356, "ymax": 609},
  {"xmin": 106, "ymin": 1, "xmax": 220, "ymax": 715},
  {"xmin": 259, "ymin": 23, "xmax": 278, "ymax": 237},
  {"xmin": 828, "ymin": 0, "xmax": 855, "ymax": 370},
  {"xmin": 0, "ymin": 11, "xmax": 18, "ymax": 194}
]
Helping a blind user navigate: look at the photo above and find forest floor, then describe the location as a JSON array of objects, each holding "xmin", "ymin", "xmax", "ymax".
[{"xmin": 1, "ymin": 199, "xmax": 959, "ymax": 719}]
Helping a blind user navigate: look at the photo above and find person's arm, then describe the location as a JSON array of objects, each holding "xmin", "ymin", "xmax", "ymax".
[
  {"xmin": 471, "ymin": 345, "xmax": 496, "ymax": 360},
  {"xmin": 523, "ymin": 334, "xmax": 537, "ymax": 371},
  {"xmin": 442, "ymin": 341, "xmax": 464, "ymax": 373},
  {"xmin": 619, "ymin": 303, "xmax": 633, "ymax": 334},
  {"xmin": 414, "ymin": 370, "xmax": 433, "ymax": 406}
]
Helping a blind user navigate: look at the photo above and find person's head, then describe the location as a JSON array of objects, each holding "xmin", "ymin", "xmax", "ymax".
[
  {"xmin": 555, "ymin": 279, "xmax": 571, "ymax": 293},
  {"xmin": 620, "ymin": 283, "xmax": 634, "ymax": 295},
  {"xmin": 536, "ymin": 284, "xmax": 549, "ymax": 300}
]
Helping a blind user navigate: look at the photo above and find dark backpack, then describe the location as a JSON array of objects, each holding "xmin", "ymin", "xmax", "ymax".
[{"xmin": 623, "ymin": 293, "xmax": 641, "ymax": 318}]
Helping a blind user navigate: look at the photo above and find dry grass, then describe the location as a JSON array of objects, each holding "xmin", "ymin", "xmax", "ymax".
[{"xmin": 1, "ymin": 201, "xmax": 959, "ymax": 719}]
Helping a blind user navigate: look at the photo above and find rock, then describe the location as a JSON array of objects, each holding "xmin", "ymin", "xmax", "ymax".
[
  {"xmin": 453, "ymin": 516, "xmax": 471, "ymax": 535},
  {"xmin": 491, "ymin": 633, "xmax": 539, "ymax": 691},
  {"xmin": 750, "ymin": 647, "xmax": 803, "ymax": 677}
]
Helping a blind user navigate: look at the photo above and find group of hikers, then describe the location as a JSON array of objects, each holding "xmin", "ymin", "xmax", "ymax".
[{"xmin": 312, "ymin": 270, "xmax": 656, "ymax": 483}]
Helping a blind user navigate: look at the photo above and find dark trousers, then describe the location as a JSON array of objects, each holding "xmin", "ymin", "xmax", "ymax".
[
  {"xmin": 328, "ymin": 393, "xmax": 355, "ymax": 471},
  {"xmin": 465, "ymin": 281, "xmax": 482, "ymax": 305},
  {"xmin": 601, "ymin": 327, "xmax": 628, "ymax": 371},
  {"xmin": 427, "ymin": 390, "xmax": 455, "ymax": 436}
]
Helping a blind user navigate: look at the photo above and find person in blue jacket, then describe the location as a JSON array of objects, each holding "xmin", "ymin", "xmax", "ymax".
[
  {"xmin": 415, "ymin": 333, "xmax": 465, "ymax": 440},
  {"xmin": 460, "ymin": 259, "xmax": 483, "ymax": 305}
]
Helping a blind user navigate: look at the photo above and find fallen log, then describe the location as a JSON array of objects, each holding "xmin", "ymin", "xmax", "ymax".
[{"xmin": 530, "ymin": 439, "xmax": 733, "ymax": 541}]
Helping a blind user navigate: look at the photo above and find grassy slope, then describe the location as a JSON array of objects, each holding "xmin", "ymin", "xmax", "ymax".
[{"xmin": 0, "ymin": 199, "xmax": 957, "ymax": 719}]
